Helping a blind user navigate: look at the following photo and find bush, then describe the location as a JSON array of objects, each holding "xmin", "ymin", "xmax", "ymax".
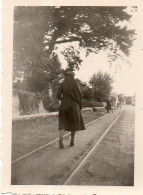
[
  {"xmin": 82, "ymin": 100, "xmax": 105, "ymax": 107},
  {"xmin": 92, "ymin": 107, "xmax": 97, "ymax": 112},
  {"xmin": 48, "ymin": 102, "xmax": 59, "ymax": 112},
  {"xmin": 42, "ymin": 96, "xmax": 52, "ymax": 111},
  {"xmin": 17, "ymin": 90, "xmax": 39, "ymax": 115}
]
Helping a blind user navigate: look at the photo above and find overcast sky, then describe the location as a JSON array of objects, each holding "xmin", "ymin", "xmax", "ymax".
[{"xmin": 57, "ymin": 7, "xmax": 142, "ymax": 97}]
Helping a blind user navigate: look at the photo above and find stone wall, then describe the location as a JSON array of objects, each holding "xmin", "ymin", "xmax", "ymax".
[
  {"xmin": 12, "ymin": 90, "xmax": 20, "ymax": 117},
  {"xmin": 12, "ymin": 89, "xmax": 48, "ymax": 117}
]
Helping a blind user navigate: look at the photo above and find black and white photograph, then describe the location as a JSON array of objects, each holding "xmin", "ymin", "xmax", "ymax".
[{"xmin": 1, "ymin": 1, "xmax": 143, "ymax": 194}]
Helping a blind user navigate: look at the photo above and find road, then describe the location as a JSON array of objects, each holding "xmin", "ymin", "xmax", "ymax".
[{"xmin": 11, "ymin": 105, "xmax": 135, "ymax": 185}]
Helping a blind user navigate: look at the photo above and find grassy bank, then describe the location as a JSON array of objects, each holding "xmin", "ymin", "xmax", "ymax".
[{"xmin": 12, "ymin": 109, "xmax": 106, "ymax": 161}]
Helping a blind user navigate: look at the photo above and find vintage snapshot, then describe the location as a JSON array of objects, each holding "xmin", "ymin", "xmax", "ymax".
[{"xmin": 1, "ymin": 0, "xmax": 143, "ymax": 194}]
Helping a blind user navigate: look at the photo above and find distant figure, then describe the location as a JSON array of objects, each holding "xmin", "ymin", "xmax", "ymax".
[
  {"xmin": 117, "ymin": 102, "xmax": 121, "ymax": 108},
  {"xmin": 57, "ymin": 71, "xmax": 85, "ymax": 149},
  {"xmin": 106, "ymin": 98, "xmax": 113, "ymax": 113}
]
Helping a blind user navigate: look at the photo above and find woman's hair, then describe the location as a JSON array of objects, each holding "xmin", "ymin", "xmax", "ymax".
[{"xmin": 62, "ymin": 73, "xmax": 82, "ymax": 104}]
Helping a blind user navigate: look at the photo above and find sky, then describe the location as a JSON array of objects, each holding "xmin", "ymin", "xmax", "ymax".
[
  {"xmin": 74, "ymin": 51, "xmax": 136, "ymax": 96},
  {"xmin": 57, "ymin": 7, "xmax": 142, "ymax": 97}
]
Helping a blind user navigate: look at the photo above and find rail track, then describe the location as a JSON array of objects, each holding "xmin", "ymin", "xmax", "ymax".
[
  {"xmin": 11, "ymin": 107, "xmax": 126, "ymax": 185},
  {"xmin": 63, "ymin": 109, "xmax": 124, "ymax": 185},
  {"xmin": 12, "ymin": 112, "xmax": 106, "ymax": 164}
]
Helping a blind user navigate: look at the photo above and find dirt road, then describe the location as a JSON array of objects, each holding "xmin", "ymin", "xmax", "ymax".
[
  {"xmin": 11, "ymin": 106, "xmax": 134, "ymax": 185},
  {"xmin": 66, "ymin": 105, "xmax": 135, "ymax": 186}
]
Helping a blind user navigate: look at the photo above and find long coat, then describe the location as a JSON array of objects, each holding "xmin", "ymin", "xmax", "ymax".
[
  {"xmin": 57, "ymin": 84, "xmax": 85, "ymax": 131},
  {"xmin": 106, "ymin": 100, "xmax": 112, "ymax": 109}
]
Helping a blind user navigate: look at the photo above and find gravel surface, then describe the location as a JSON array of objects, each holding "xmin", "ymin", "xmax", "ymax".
[
  {"xmin": 67, "ymin": 106, "xmax": 135, "ymax": 186},
  {"xmin": 11, "ymin": 108, "xmax": 123, "ymax": 185}
]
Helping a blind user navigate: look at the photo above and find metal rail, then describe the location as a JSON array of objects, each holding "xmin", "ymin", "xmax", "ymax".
[
  {"xmin": 12, "ymin": 114, "xmax": 105, "ymax": 164},
  {"xmin": 63, "ymin": 109, "xmax": 125, "ymax": 185}
]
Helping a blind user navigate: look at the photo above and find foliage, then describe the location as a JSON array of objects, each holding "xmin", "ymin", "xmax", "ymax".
[
  {"xmin": 14, "ymin": 53, "xmax": 62, "ymax": 93},
  {"xmin": 82, "ymin": 99, "xmax": 105, "ymax": 107},
  {"xmin": 118, "ymin": 94, "xmax": 125, "ymax": 103},
  {"xmin": 17, "ymin": 89, "xmax": 39, "ymax": 115},
  {"xmin": 44, "ymin": 6, "xmax": 135, "ymax": 58},
  {"xmin": 110, "ymin": 95, "xmax": 117, "ymax": 104},
  {"xmin": 125, "ymin": 96, "xmax": 132, "ymax": 105},
  {"xmin": 61, "ymin": 46, "xmax": 83, "ymax": 71},
  {"xmin": 89, "ymin": 71, "xmax": 113, "ymax": 101},
  {"xmin": 76, "ymin": 79, "xmax": 93, "ymax": 100},
  {"xmin": 48, "ymin": 102, "xmax": 59, "ymax": 112},
  {"xmin": 13, "ymin": 6, "xmax": 136, "ymax": 93}
]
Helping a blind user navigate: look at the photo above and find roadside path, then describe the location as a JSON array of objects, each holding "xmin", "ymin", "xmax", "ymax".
[
  {"xmin": 11, "ymin": 107, "xmax": 127, "ymax": 185},
  {"xmin": 67, "ymin": 105, "xmax": 135, "ymax": 186}
]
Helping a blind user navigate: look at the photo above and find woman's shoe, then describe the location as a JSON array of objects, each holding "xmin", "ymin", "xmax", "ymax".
[
  {"xmin": 70, "ymin": 142, "xmax": 74, "ymax": 147},
  {"xmin": 59, "ymin": 139, "xmax": 64, "ymax": 149}
]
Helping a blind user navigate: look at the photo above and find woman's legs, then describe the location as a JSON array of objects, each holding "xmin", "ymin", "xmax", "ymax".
[
  {"xmin": 59, "ymin": 129, "xmax": 65, "ymax": 149},
  {"xmin": 59, "ymin": 130, "xmax": 75, "ymax": 148},
  {"xmin": 60, "ymin": 129, "xmax": 65, "ymax": 140},
  {"xmin": 70, "ymin": 131, "xmax": 75, "ymax": 147}
]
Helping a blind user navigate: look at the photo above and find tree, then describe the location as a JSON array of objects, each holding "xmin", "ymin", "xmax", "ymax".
[
  {"xmin": 61, "ymin": 46, "xmax": 83, "ymax": 71},
  {"xmin": 89, "ymin": 71, "xmax": 113, "ymax": 101},
  {"xmin": 110, "ymin": 95, "xmax": 116, "ymax": 102},
  {"xmin": 13, "ymin": 6, "xmax": 136, "ymax": 92},
  {"xmin": 76, "ymin": 79, "xmax": 93, "ymax": 100},
  {"xmin": 118, "ymin": 94, "xmax": 125, "ymax": 104},
  {"xmin": 44, "ymin": 7, "xmax": 135, "ymax": 58},
  {"xmin": 13, "ymin": 53, "xmax": 62, "ymax": 92},
  {"xmin": 125, "ymin": 96, "xmax": 132, "ymax": 105}
]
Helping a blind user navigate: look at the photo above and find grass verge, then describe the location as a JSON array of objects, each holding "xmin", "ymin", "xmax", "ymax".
[{"xmin": 12, "ymin": 109, "xmax": 106, "ymax": 161}]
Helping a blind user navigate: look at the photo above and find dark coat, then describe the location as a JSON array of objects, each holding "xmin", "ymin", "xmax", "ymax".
[
  {"xmin": 57, "ymin": 83, "xmax": 85, "ymax": 131},
  {"xmin": 106, "ymin": 100, "xmax": 112, "ymax": 109}
]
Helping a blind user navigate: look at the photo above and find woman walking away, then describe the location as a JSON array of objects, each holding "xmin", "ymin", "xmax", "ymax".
[
  {"xmin": 57, "ymin": 71, "xmax": 85, "ymax": 149},
  {"xmin": 106, "ymin": 98, "xmax": 113, "ymax": 113}
]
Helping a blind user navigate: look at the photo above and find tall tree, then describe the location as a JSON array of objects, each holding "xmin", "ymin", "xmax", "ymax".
[
  {"xmin": 125, "ymin": 96, "xmax": 132, "ymax": 105},
  {"xmin": 89, "ymin": 71, "xmax": 113, "ymax": 101},
  {"xmin": 45, "ymin": 7, "xmax": 135, "ymax": 57},
  {"xmin": 61, "ymin": 46, "xmax": 83, "ymax": 71},
  {"xmin": 118, "ymin": 94, "xmax": 125, "ymax": 104},
  {"xmin": 76, "ymin": 79, "xmax": 93, "ymax": 100},
  {"xmin": 13, "ymin": 6, "xmax": 136, "ymax": 91}
]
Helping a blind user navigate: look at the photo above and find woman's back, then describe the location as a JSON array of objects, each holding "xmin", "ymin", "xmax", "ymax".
[{"xmin": 57, "ymin": 72, "xmax": 85, "ymax": 131}]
